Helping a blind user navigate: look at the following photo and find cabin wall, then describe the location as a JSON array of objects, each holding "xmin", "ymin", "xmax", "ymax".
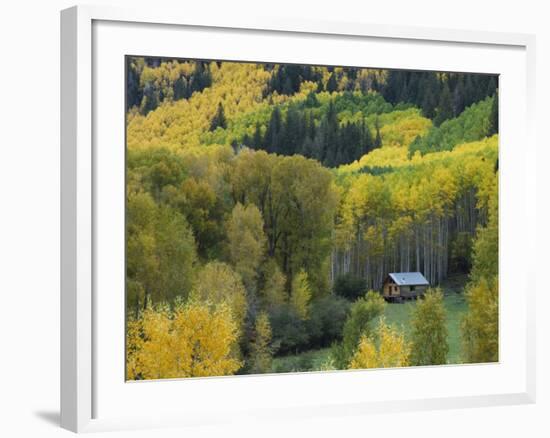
[
  {"xmin": 383, "ymin": 283, "xmax": 427, "ymax": 299},
  {"xmin": 400, "ymin": 285, "xmax": 427, "ymax": 298},
  {"xmin": 383, "ymin": 282, "xmax": 400, "ymax": 297}
]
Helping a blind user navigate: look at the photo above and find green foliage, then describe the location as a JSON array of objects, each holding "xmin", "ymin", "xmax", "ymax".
[
  {"xmin": 461, "ymin": 277, "xmax": 499, "ymax": 363},
  {"xmin": 305, "ymin": 295, "xmax": 351, "ymax": 348},
  {"xmin": 290, "ymin": 269, "xmax": 312, "ymax": 320},
  {"xmin": 226, "ymin": 203, "xmax": 267, "ymax": 292},
  {"xmin": 127, "ymin": 147, "xmax": 187, "ymax": 201},
  {"xmin": 488, "ymin": 91, "xmax": 499, "ymax": 136},
  {"xmin": 450, "ymin": 232, "xmax": 473, "ymax": 274},
  {"xmin": 271, "ymin": 348, "xmax": 331, "ymax": 373},
  {"xmin": 410, "ymin": 288, "xmax": 449, "ymax": 366},
  {"xmin": 190, "ymin": 261, "xmax": 248, "ymax": 331},
  {"xmin": 471, "ymin": 195, "xmax": 498, "ymax": 283},
  {"xmin": 127, "ymin": 58, "xmax": 212, "ymax": 114},
  {"xmin": 267, "ymin": 64, "xmax": 322, "ymax": 96},
  {"xmin": 258, "ymin": 258, "xmax": 287, "ymax": 307},
  {"xmin": 409, "ymin": 96, "xmax": 495, "ymax": 156},
  {"xmin": 333, "ymin": 273, "xmax": 367, "ymax": 301},
  {"xmin": 332, "ymin": 291, "xmax": 386, "ymax": 368},
  {"xmin": 203, "ymin": 91, "xmax": 395, "ymax": 167},
  {"xmin": 249, "ymin": 311, "xmax": 273, "ymax": 374},
  {"xmin": 461, "ymin": 191, "xmax": 499, "ymax": 364},
  {"xmin": 382, "ymin": 70, "xmax": 497, "ymax": 122},
  {"xmin": 434, "ymin": 82, "xmax": 453, "ymax": 127},
  {"xmin": 268, "ymin": 304, "xmax": 310, "ymax": 355},
  {"xmin": 126, "ymin": 191, "xmax": 197, "ymax": 313},
  {"xmin": 125, "ymin": 58, "xmax": 499, "ymax": 378},
  {"xmin": 383, "ymin": 290, "xmax": 467, "ymax": 364}
]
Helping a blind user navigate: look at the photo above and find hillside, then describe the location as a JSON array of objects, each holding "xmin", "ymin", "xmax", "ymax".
[{"xmin": 125, "ymin": 58, "xmax": 499, "ymax": 379}]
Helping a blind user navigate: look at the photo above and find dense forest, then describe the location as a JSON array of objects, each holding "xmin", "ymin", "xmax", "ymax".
[{"xmin": 125, "ymin": 58, "xmax": 498, "ymax": 379}]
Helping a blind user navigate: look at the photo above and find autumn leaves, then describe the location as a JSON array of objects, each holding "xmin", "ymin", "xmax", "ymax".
[{"xmin": 125, "ymin": 59, "xmax": 499, "ymax": 379}]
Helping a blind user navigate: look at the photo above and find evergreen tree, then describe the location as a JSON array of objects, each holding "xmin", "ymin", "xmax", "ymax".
[
  {"xmin": 463, "ymin": 75, "xmax": 476, "ymax": 108},
  {"xmin": 306, "ymin": 111, "xmax": 316, "ymax": 140},
  {"xmin": 434, "ymin": 82, "xmax": 453, "ymax": 126},
  {"xmin": 452, "ymin": 77, "xmax": 465, "ymax": 116},
  {"xmin": 242, "ymin": 133, "xmax": 252, "ymax": 147},
  {"xmin": 264, "ymin": 106, "xmax": 283, "ymax": 153},
  {"xmin": 321, "ymin": 101, "xmax": 340, "ymax": 166},
  {"xmin": 486, "ymin": 76, "xmax": 498, "ymax": 99},
  {"xmin": 305, "ymin": 91, "xmax": 319, "ymax": 108},
  {"xmin": 173, "ymin": 75, "xmax": 188, "ymax": 100},
  {"xmin": 374, "ymin": 118, "xmax": 382, "ymax": 148},
  {"xmin": 383, "ymin": 70, "xmax": 403, "ymax": 104},
  {"xmin": 192, "ymin": 61, "xmax": 212, "ymax": 94},
  {"xmin": 282, "ymin": 76, "xmax": 294, "ymax": 95},
  {"xmin": 326, "ymin": 73, "xmax": 338, "ymax": 93},
  {"xmin": 421, "ymin": 73, "xmax": 439, "ymax": 119},
  {"xmin": 210, "ymin": 102, "xmax": 227, "ymax": 131},
  {"xmin": 282, "ymin": 106, "xmax": 301, "ymax": 155},
  {"xmin": 252, "ymin": 122, "xmax": 263, "ymax": 150},
  {"xmin": 488, "ymin": 93, "xmax": 499, "ymax": 136},
  {"xmin": 361, "ymin": 118, "xmax": 374, "ymax": 155}
]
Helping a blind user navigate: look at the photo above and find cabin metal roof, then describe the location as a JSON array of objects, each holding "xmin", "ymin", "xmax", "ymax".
[{"xmin": 387, "ymin": 272, "xmax": 429, "ymax": 286}]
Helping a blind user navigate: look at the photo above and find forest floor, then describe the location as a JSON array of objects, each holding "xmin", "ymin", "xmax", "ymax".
[{"xmin": 271, "ymin": 274, "xmax": 469, "ymax": 373}]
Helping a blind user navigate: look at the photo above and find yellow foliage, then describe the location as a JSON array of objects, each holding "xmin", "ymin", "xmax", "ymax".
[
  {"xmin": 260, "ymin": 259, "xmax": 287, "ymax": 307},
  {"xmin": 461, "ymin": 277, "xmax": 499, "ymax": 363},
  {"xmin": 349, "ymin": 319, "xmax": 410, "ymax": 369},
  {"xmin": 226, "ymin": 203, "xmax": 267, "ymax": 291},
  {"xmin": 127, "ymin": 62, "xmax": 271, "ymax": 150},
  {"xmin": 190, "ymin": 262, "xmax": 248, "ymax": 332},
  {"xmin": 126, "ymin": 302, "xmax": 241, "ymax": 380},
  {"xmin": 379, "ymin": 110, "xmax": 432, "ymax": 148},
  {"xmin": 250, "ymin": 311, "xmax": 273, "ymax": 374},
  {"xmin": 290, "ymin": 269, "xmax": 312, "ymax": 320}
]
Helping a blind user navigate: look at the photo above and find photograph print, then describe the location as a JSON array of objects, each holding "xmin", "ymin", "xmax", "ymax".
[{"xmin": 125, "ymin": 57, "xmax": 499, "ymax": 380}]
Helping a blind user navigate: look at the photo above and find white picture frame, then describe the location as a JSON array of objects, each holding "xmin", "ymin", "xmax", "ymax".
[{"xmin": 60, "ymin": 4, "xmax": 537, "ymax": 433}]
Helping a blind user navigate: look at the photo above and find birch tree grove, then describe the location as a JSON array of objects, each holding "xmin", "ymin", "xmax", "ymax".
[{"xmin": 332, "ymin": 137, "xmax": 497, "ymax": 289}]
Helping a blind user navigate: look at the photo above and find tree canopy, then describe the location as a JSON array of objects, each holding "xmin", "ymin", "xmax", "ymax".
[{"xmin": 125, "ymin": 57, "xmax": 499, "ymax": 379}]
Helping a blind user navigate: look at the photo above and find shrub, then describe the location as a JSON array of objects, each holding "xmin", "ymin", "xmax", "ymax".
[
  {"xmin": 268, "ymin": 304, "xmax": 309, "ymax": 355},
  {"xmin": 332, "ymin": 290, "xmax": 386, "ymax": 368},
  {"xmin": 333, "ymin": 273, "xmax": 367, "ymax": 301},
  {"xmin": 306, "ymin": 295, "xmax": 351, "ymax": 349}
]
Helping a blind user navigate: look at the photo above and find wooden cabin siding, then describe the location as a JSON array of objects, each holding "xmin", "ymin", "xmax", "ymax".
[
  {"xmin": 383, "ymin": 281, "xmax": 400, "ymax": 298},
  {"xmin": 382, "ymin": 275, "xmax": 428, "ymax": 301}
]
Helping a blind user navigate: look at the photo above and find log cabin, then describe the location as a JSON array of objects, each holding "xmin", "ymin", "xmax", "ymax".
[{"xmin": 382, "ymin": 272, "xmax": 429, "ymax": 302}]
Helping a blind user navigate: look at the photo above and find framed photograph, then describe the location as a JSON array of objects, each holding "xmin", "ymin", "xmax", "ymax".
[{"xmin": 61, "ymin": 5, "xmax": 536, "ymax": 433}]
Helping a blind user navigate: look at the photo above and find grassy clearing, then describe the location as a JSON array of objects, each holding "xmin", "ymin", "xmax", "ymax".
[
  {"xmin": 382, "ymin": 292, "xmax": 467, "ymax": 363},
  {"xmin": 271, "ymin": 275, "xmax": 469, "ymax": 372}
]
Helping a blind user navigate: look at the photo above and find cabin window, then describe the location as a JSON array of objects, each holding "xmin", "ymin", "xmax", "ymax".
[{"xmin": 410, "ymin": 285, "xmax": 416, "ymax": 291}]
